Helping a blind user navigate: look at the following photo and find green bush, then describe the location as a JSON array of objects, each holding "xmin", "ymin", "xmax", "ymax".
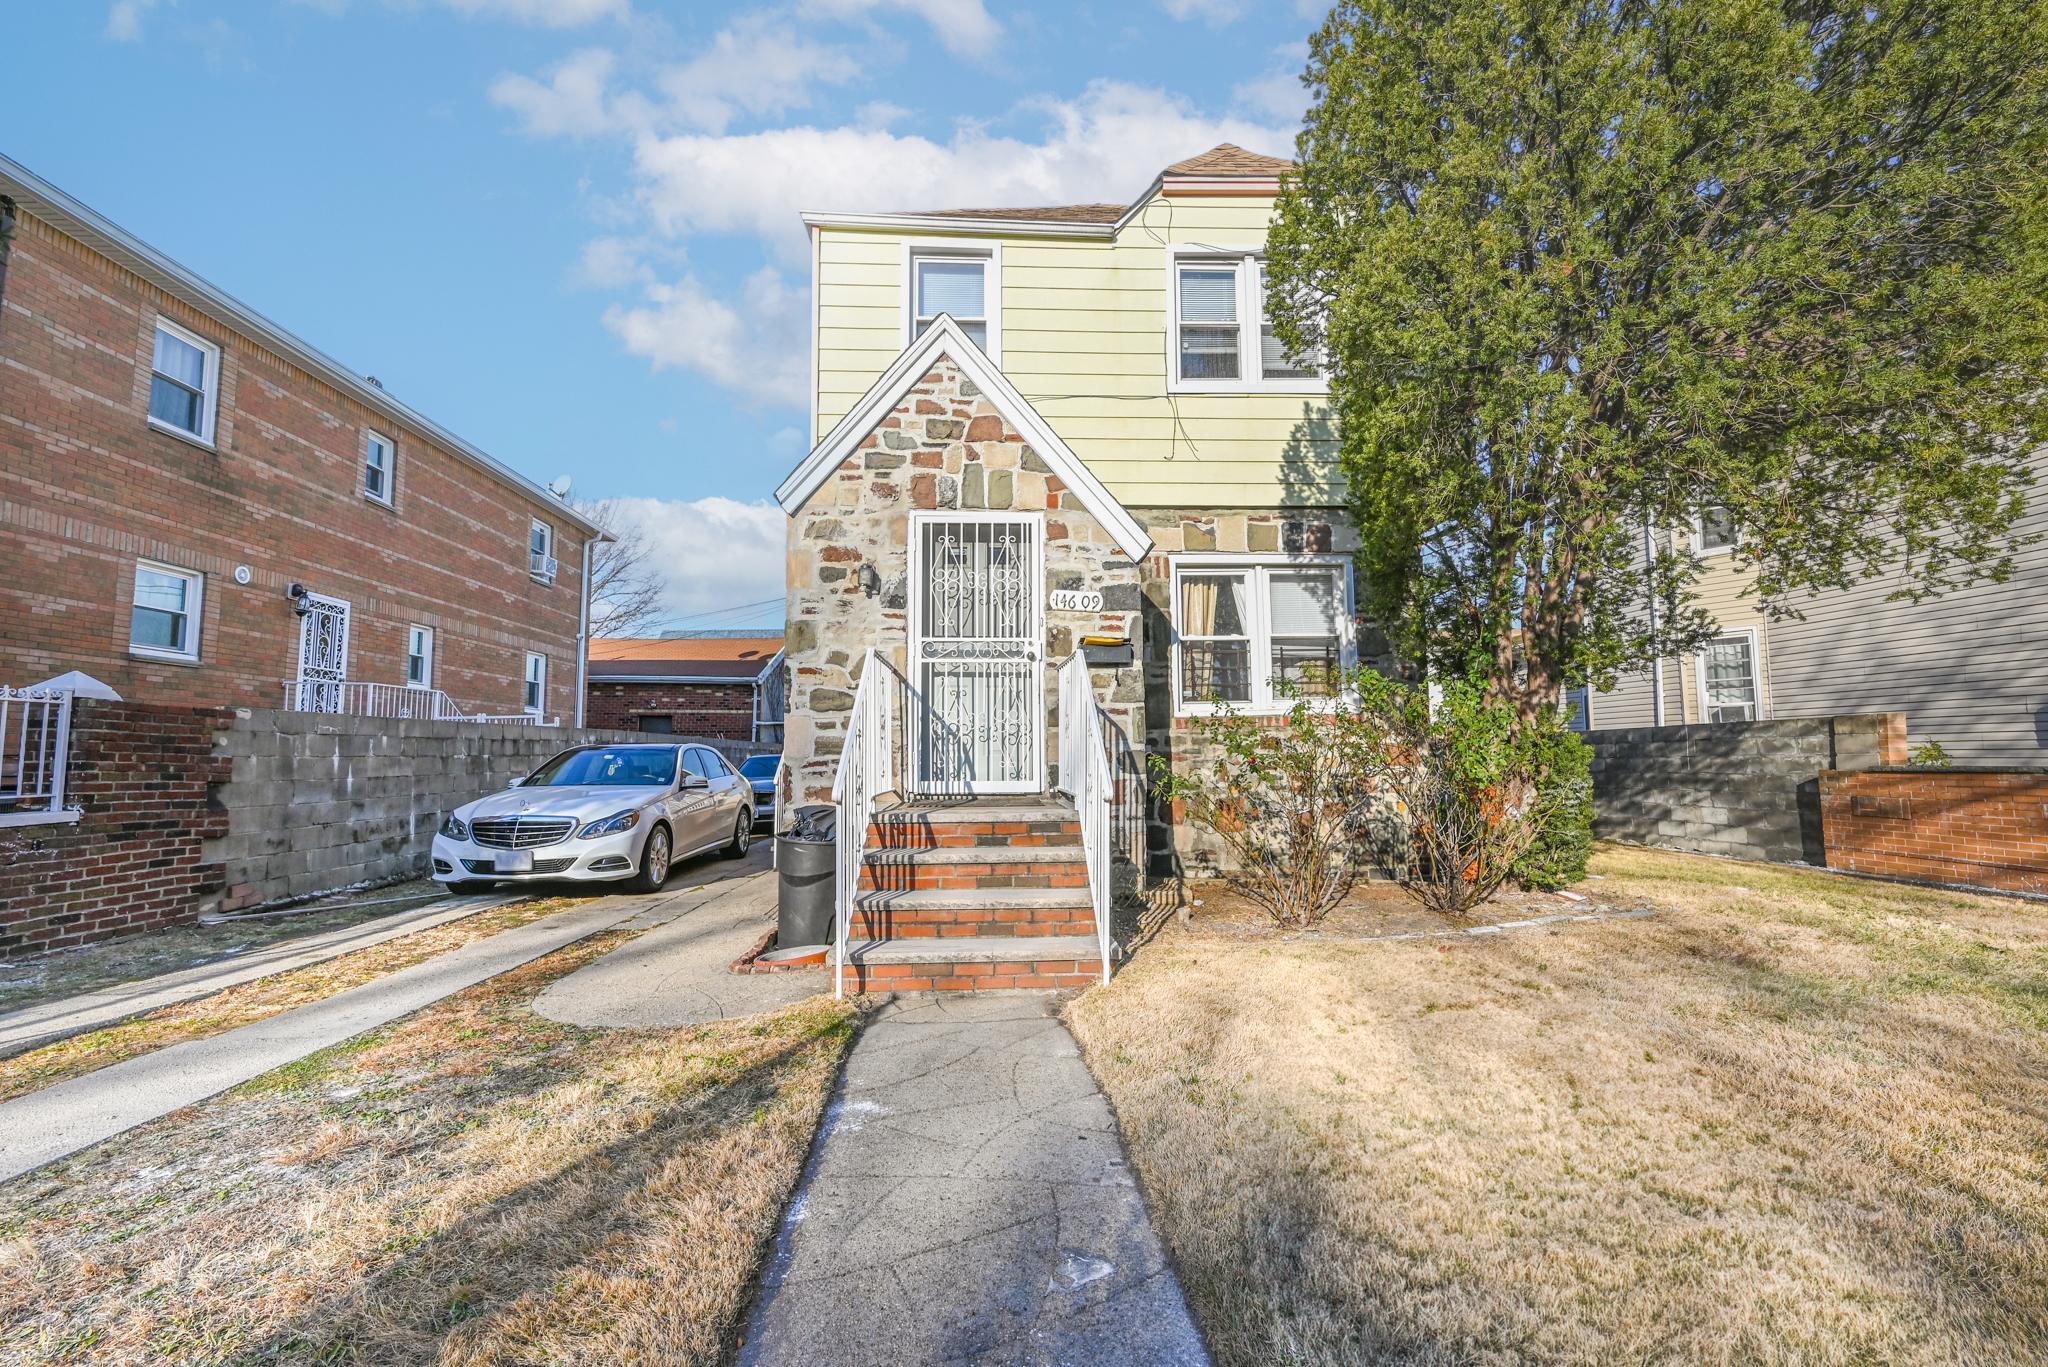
[{"xmin": 1512, "ymin": 728, "xmax": 1595, "ymax": 891}]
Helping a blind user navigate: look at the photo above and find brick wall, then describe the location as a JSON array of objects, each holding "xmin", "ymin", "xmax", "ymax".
[
  {"xmin": 0, "ymin": 700, "xmax": 229, "ymax": 956},
  {"xmin": 1588, "ymin": 713, "xmax": 1906, "ymax": 864},
  {"xmin": 585, "ymin": 680, "xmax": 757, "ymax": 739},
  {"xmin": 1, "ymin": 207, "xmax": 587, "ymax": 720},
  {"xmin": 1820, "ymin": 767, "xmax": 2048, "ymax": 895}
]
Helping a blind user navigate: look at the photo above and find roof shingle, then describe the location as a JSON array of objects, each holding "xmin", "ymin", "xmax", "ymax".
[
  {"xmin": 587, "ymin": 635, "xmax": 783, "ymax": 680},
  {"xmin": 1164, "ymin": 143, "xmax": 1297, "ymax": 177}
]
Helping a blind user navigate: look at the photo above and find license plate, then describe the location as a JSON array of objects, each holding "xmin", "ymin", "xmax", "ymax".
[{"xmin": 496, "ymin": 849, "xmax": 534, "ymax": 874}]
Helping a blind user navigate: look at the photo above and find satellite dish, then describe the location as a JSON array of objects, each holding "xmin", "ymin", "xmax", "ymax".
[{"xmin": 547, "ymin": 476, "xmax": 573, "ymax": 500}]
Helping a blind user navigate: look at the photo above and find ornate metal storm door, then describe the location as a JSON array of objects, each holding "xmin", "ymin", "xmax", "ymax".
[
  {"xmin": 293, "ymin": 591, "xmax": 352, "ymax": 713},
  {"xmin": 909, "ymin": 513, "xmax": 1043, "ymax": 794}
]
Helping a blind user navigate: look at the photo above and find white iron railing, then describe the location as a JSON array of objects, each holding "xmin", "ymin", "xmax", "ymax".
[
  {"xmin": 1056, "ymin": 653, "xmax": 1114, "ymax": 985},
  {"xmin": 833, "ymin": 649, "xmax": 912, "ymax": 998},
  {"xmin": 0, "ymin": 686, "xmax": 75, "ymax": 824},
  {"xmin": 279, "ymin": 679, "xmax": 557, "ymax": 727}
]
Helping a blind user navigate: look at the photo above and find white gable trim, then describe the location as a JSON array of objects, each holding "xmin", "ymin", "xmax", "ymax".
[{"xmin": 775, "ymin": 315, "xmax": 1153, "ymax": 561}]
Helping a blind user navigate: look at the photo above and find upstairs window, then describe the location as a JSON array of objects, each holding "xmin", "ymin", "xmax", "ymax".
[
  {"xmin": 131, "ymin": 560, "xmax": 203, "ymax": 662},
  {"xmin": 406, "ymin": 625, "xmax": 434, "ymax": 688},
  {"xmin": 911, "ymin": 253, "xmax": 991, "ymax": 354},
  {"xmin": 1171, "ymin": 253, "xmax": 1323, "ymax": 393},
  {"xmin": 529, "ymin": 519, "xmax": 557, "ymax": 583},
  {"xmin": 364, "ymin": 430, "xmax": 395, "ymax": 506},
  {"xmin": 148, "ymin": 319, "xmax": 220, "ymax": 443},
  {"xmin": 1694, "ymin": 508, "xmax": 1738, "ymax": 554}
]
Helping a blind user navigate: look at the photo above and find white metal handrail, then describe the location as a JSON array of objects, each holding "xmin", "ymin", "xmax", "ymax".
[
  {"xmin": 832, "ymin": 648, "xmax": 907, "ymax": 998},
  {"xmin": 1056, "ymin": 653, "xmax": 1114, "ymax": 985},
  {"xmin": 0, "ymin": 686, "xmax": 75, "ymax": 819},
  {"xmin": 279, "ymin": 679, "xmax": 558, "ymax": 727}
]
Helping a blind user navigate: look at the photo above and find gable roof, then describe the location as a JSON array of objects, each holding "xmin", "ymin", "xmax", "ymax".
[
  {"xmin": 774, "ymin": 316, "xmax": 1153, "ymax": 561},
  {"xmin": 587, "ymin": 635, "xmax": 784, "ymax": 682},
  {"xmin": 1165, "ymin": 143, "xmax": 1296, "ymax": 177}
]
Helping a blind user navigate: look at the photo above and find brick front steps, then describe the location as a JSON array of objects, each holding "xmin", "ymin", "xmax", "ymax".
[
  {"xmin": 836, "ymin": 797, "xmax": 1110, "ymax": 993},
  {"xmin": 832, "ymin": 935, "xmax": 1106, "ymax": 992}
]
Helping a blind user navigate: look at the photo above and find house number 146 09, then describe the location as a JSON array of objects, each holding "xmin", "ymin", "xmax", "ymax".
[{"xmin": 1049, "ymin": 589, "xmax": 1103, "ymax": 612}]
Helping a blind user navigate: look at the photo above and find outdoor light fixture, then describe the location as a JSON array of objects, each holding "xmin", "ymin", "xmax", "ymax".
[{"xmin": 857, "ymin": 562, "xmax": 881, "ymax": 597}]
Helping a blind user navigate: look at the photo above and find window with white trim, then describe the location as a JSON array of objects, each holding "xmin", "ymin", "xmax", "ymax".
[
  {"xmin": 909, "ymin": 251, "xmax": 993, "ymax": 354},
  {"xmin": 1170, "ymin": 252, "xmax": 1321, "ymax": 392},
  {"xmin": 406, "ymin": 625, "xmax": 434, "ymax": 689},
  {"xmin": 529, "ymin": 519, "xmax": 556, "ymax": 583},
  {"xmin": 1694, "ymin": 507, "xmax": 1737, "ymax": 554},
  {"xmin": 148, "ymin": 319, "xmax": 220, "ymax": 442},
  {"xmin": 1172, "ymin": 558, "xmax": 1352, "ymax": 713},
  {"xmin": 130, "ymin": 560, "xmax": 203, "ymax": 662},
  {"xmin": 524, "ymin": 652, "xmax": 547, "ymax": 714},
  {"xmin": 364, "ymin": 430, "xmax": 395, "ymax": 506},
  {"xmin": 1699, "ymin": 632, "xmax": 1760, "ymax": 722}
]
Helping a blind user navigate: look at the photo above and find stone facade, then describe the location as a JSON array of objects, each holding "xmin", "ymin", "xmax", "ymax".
[{"xmin": 783, "ymin": 358, "xmax": 1143, "ymax": 814}]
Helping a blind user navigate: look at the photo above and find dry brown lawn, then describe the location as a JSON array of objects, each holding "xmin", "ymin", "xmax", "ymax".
[
  {"xmin": 1068, "ymin": 844, "xmax": 2048, "ymax": 1366},
  {"xmin": 0, "ymin": 897, "xmax": 581, "ymax": 1102},
  {"xmin": 0, "ymin": 932, "xmax": 855, "ymax": 1365}
]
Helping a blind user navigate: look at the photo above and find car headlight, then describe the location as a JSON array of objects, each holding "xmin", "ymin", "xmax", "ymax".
[
  {"xmin": 440, "ymin": 813, "xmax": 469, "ymax": 840},
  {"xmin": 578, "ymin": 808, "xmax": 641, "ymax": 839}
]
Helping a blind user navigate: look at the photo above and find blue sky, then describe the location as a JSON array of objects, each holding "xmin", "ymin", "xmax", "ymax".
[{"xmin": 11, "ymin": 0, "xmax": 1317, "ymax": 629}]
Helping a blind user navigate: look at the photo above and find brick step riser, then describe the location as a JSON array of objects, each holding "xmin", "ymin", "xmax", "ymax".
[
  {"xmin": 835, "ymin": 958, "xmax": 1106, "ymax": 994},
  {"xmin": 853, "ymin": 912, "xmax": 1099, "ymax": 939},
  {"xmin": 866, "ymin": 821, "xmax": 1083, "ymax": 850},
  {"xmin": 857, "ymin": 867, "xmax": 1090, "ymax": 892}
]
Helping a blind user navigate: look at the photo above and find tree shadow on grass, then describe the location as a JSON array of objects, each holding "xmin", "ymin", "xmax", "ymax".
[{"xmin": 243, "ymin": 1026, "xmax": 841, "ymax": 1366}]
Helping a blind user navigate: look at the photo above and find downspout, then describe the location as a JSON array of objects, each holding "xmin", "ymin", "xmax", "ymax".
[
  {"xmin": 1644, "ymin": 519, "xmax": 1665, "ymax": 726},
  {"xmin": 575, "ymin": 533, "xmax": 596, "ymax": 730}
]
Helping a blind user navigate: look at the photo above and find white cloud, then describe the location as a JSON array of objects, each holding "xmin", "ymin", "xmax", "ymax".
[
  {"xmin": 1160, "ymin": 0, "xmax": 1244, "ymax": 23},
  {"xmin": 603, "ymin": 266, "xmax": 809, "ymax": 404},
  {"xmin": 602, "ymin": 495, "xmax": 788, "ymax": 626},
  {"xmin": 491, "ymin": 48, "xmax": 650, "ymax": 136},
  {"xmin": 1232, "ymin": 44, "xmax": 1310, "ymax": 124},
  {"xmin": 106, "ymin": 0, "xmax": 159, "ymax": 41},
  {"xmin": 441, "ymin": 0, "xmax": 629, "ymax": 25},
  {"xmin": 575, "ymin": 235, "xmax": 658, "ymax": 288},
  {"xmin": 654, "ymin": 15, "xmax": 862, "ymax": 134},
  {"xmin": 631, "ymin": 80, "xmax": 1296, "ymax": 262},
  {"xmin": 798, "ymin": 0, "xmax": 999, "ymax": 58}
]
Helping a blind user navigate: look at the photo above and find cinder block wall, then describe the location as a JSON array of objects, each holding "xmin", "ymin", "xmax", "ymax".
[
  {"xmin": 1587, "ymin": 713, "xmax": 1906, "ymax": 864},
  {"xmin": 0, "ymin": 700, "xmax": 231, "ymax": 957},
  {"xmin": 1821, "ymin": 767, "xmax": 2048, "ymax": 894},
  {"xmin": 207, "ymin": 711, "xmax": 774, "ymax": 910}
]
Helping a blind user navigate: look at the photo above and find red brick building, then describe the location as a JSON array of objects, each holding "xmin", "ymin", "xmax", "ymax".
[
  {"xmin": 0, "ymin": 155, "xmax": 602, "ymax": 722},
  {"xmin": 585, "ymin": 636, "xmax": 785, "ymax": 742}
]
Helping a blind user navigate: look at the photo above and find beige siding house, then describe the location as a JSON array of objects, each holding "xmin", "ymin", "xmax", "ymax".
[{"xmin": 1588, "ymin": 448, "xmax": 2048, "ymax": 765}]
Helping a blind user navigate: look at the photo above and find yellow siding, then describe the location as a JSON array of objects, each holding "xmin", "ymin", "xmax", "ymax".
[
  {"xmin": 1675, "ymin": 552, "xmax": 1773, "ymax": 723},
  {"xmin": 813, "ymin": 195, "xmax": 1341, "ymax": 508}
]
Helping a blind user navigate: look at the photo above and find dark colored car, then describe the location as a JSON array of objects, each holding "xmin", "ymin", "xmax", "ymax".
[{"xmin": 740, "ymin": 753, "xmax": 780, "ymax": 829}]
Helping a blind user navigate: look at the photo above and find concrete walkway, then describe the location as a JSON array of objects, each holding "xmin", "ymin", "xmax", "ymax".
[
  {"xmin": 535, "ymin": 866, "xmax": 826, "ymax": 1028},
  {"xmin": 741, "ymin": 993, "xmax": 1210, "ymax": 1367},
  {"xmin": 0, "ymin": 891, "xmax": 517, "ymax": 1058},
  {"xmin": 0, "ymin": 851, "xmax": 765, "ymax": 1184}
]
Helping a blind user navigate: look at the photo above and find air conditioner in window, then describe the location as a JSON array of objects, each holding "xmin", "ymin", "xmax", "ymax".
[{"xmin": 531, "ymin": 552, "xmax": 558, "ymax": 581}]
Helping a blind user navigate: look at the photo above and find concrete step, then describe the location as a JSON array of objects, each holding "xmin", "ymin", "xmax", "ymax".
[
  {"xmin": 867, "ymin": 799, "xmax": 1082, "ymax": 851},
  {"xmin": 858, "ymin": 843, "xmax": 1089, "ymax": 893},
  {"xmin": 851, "ymin": 885, "xmax": 1098, "ymax": 939},
  {"xmin": 831, "ymin": 934, "xmax": 1107, "ymax": 993}
]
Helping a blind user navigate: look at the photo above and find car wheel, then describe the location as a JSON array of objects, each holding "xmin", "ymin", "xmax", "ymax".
[
  {"xmin": 723, "ymin": 808, "xmax": 751, "ymax": 859},
  {"xmin": 445, "ymin": 880, "xmax": 493, "ymax": 895},
  {"xmin": 629, "ymin": 823, "xmax": 672, "ymax": 894}
]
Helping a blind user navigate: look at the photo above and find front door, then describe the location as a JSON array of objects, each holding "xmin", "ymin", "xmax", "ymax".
[
  {"xmin": 293, "ymin": 591, "xmax": 351, "ymax": 712},
  {"xmin": 910, "ymin": 513, "xmax": 1043, "ymax": 795}
]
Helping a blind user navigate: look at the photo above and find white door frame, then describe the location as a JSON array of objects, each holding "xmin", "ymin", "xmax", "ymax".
[
  {"xmin": 907, "ymin": 510, "xmax": 1044, "ymax": 795},
  {"xmin": 293, "ymin": 591, "xmax": 352, "ymax": 713}
]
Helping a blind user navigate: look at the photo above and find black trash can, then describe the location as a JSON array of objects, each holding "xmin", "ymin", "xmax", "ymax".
[{"xmin": 776, "ymin": 805, "xmax": 837, "ymax": 947}]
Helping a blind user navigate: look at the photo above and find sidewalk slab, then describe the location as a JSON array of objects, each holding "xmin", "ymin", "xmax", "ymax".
[
  {"xmin": 0, "ymin": 892, "xmax": 517, "ymax": 1058},
  {"xmin": 740, "ymin": 993, "xmax": 1210, "ymax": 1367}
]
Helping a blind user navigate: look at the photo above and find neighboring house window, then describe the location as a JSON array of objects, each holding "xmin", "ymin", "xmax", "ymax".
[
  {"xmin": 1564, "ymin": 686, "xmax": 1591, "ymax": 732},
  {"xmin": 523, "ymin": 652, "xmax": 546, "ymax": 714},
  {"xmin": 130, "ymin": 560, "xmax": 203, "ymax": 662},
  {"xmin": 907, "ymin": 248, "xmax": 997, "ymax": 357},
  {"xmin": 1699, "ymin": 632, "xmax": 1760, "ymax": 722},
  {"xmin": 529, "ymin": 520, "xmax": 556, "ymax": 583},
  {"xmin": 1172, "ymin": 557, "xmax": 1353, "ymax": 713},
  {"xmin": 364, "ymin": 430, "xmax": 395, "ymax": 506},
  {"xmin": 638, "ymin": 715, "xmax": 675, "ymax": 734},
  {"xmin": 1170, "ymin": 252, "xmax": 1322, "ymax": 393},
  {"xmin": 1694, "ymin": 508, "xmax": 1738, "ymax": 554},
  {"xmin": 406, "ymin": 625, "xmax": 434, "ymax": 688},
  {"xmin": 148, "ymin": 318, "xmax": 220, "ymax": 443}
]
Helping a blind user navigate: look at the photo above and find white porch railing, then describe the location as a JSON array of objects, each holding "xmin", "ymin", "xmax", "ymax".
[
  {"xmin": 833, "ymin": 649, "xmax": 912, "ymax": 999},
  {"xmin": 1055, "ymin": 653, "xmax": 1114, "ymax": 986},
  {"xmin": 279, "ymin": 679, "xmax": 557, "ymax": 727},
  {"xmin": 0, "ymin": 686, "xmax": 76, "ymax": 826}
]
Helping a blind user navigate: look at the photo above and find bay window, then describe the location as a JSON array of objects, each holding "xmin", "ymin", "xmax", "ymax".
[{"xmin": 1172, "ymin": 557, "xmax": 1353, "ymax": 713}]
